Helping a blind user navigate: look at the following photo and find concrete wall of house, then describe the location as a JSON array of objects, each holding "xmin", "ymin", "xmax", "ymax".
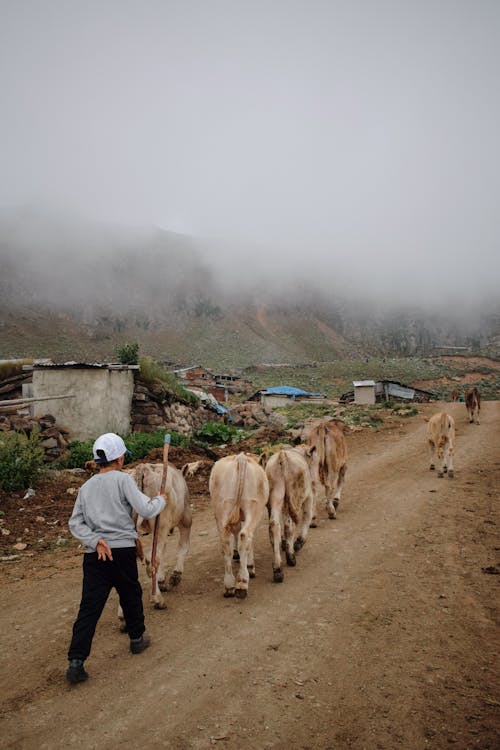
[
  {"xmin": 354, "ymin": 385, "xmax": 376, "ymax": 405},
  {"xmin": 32, "ymin": 368, "xmax": 134, "ymax": 441},
  {"xmin": 261, "ymin": 394, "xmax": 290, "ymax": 408}
]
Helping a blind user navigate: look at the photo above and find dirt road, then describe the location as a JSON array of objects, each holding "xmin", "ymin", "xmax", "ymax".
[{"xmin": 1, "ymin": 402, "xmax": 499, "ymax": 750}]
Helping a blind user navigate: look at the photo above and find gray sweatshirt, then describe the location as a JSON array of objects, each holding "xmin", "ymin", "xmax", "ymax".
[{"xmin": 69, "ymin": 470, "xmax": 166, "ymax": 552}]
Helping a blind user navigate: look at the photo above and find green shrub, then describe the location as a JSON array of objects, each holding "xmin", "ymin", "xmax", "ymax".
[
  {"xmin": 59, "ymin": 430, "xmax": 188, "ymax": 469},
  {"xmin": 195, "ymin": 421, "xmax": 239, "ymax": 444},
  {"xmin": 116, "ymin": 342, "xmax": 139, "ymax": 365},
  {"xmin": 61, "ymin": 440, "xmax": 94, "ymax": 469},
  {"xmin": 0, "ymin": 429, "xmax": 45, "ymax": 491}
]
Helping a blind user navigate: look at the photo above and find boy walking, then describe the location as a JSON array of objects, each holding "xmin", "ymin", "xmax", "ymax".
[{"xmin": 66, "ymin": 433, "xmax": 166, "ymax": 684}]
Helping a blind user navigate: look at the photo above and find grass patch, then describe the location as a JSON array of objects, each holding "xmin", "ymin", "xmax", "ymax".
[
  {"xmin": 139, "ymin": 357, "xmax": 199, "ymax": 406},
  {"xmin": 0, "ymin": 359, "xmax": 33, "ymax": 381}
]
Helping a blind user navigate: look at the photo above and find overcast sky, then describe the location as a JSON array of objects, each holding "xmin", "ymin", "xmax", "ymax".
[{"xmin": 1, "ymin": 0, "xmax": 499, "ymax": 302}]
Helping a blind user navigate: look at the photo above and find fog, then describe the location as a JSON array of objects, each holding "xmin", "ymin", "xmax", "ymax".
[{"xmin": 1, "ymin": 1, "xmax": 499, "ymax": 309}]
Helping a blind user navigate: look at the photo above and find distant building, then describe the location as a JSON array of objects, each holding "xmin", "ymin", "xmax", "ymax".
[
  {"xmin": 250, "ymin": 385, "xmax": 326, "ymax": 409},
  {"xmin": 343, "ymin": 379, "xmax": 435, "ymax": 404},
  {"xmin": 353, "ymin": 380, "xmax": 376, "ymax": 405}
]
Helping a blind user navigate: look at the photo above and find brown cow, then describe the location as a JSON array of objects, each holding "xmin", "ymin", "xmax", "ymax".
[
  {"xmin": 427, "ymin": 412, "xmax": 455, "ymax": 478},
  {"xmin": 209, "ymin": 453, "xmax": 269, "ymax": 599},
  {"xmin": 465, "ymin": 387, "xmax": 480, "ymax": 424},
  {"xmin": 261, "ymin": 448, "xmax": 314, "ymax": 583},
  {"xmin": 450, "ymin": 390, "xmax": 459, "ymax": 402},
  {"xmin": 125, "ymin": 463, "xmax": 192, "ymax": 609},
  {"xmin": 304, "ymin": 418, "xmax": 348, "ymax": 521}
]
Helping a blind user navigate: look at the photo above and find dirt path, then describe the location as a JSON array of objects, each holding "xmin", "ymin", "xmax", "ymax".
[{"xmin": 1, "ymin": 402, "xmax": 499, "ymax": 750}]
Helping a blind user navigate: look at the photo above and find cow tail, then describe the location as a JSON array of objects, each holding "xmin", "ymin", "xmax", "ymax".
[
  {"xmin": 438, "ymin": 413, "xmax": 448, "ymax": 448},
  {"xmin": 225, "ymin": 454, "xmax": 247, "ymax": 531},
  {"xmin": 279, "ymin": 451, "xmax": 300, "ymax": 525},
  {"xmin": 318, "ymin": 424, "xmax": 328, "ymax": 486}
]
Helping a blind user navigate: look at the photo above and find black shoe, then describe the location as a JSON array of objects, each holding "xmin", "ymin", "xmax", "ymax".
[
  {"xmin": 130, "ymin": 634, "xmax": 151, "ymax": 654},
  {"xmin": 66, "ymin": 659, "xmax": 88, "ymax": 684}
]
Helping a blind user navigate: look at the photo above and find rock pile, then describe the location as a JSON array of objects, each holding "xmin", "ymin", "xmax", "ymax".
[
  {"xmin": 0, "ymin": 412, "xmax": 70, "ymax": 463},
  {"xmin": 230, "ymin": 401, "xmax": 288, "ymax": 429}
]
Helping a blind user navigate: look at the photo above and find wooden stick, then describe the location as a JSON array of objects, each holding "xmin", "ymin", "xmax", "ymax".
[{"xmin": 151, "ymin": 434, "xmax": 170, "ymax": 596}]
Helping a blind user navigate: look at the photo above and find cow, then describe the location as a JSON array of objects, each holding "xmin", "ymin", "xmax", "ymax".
[
  {"xmin": 261, "ymin": 448, "xmax": 314, "ymax": 583},
  {"xmin": 125, "ymin": 462, "xmax": 192, "ymax": 609},
  {"xmin": 450, "ymin": 390, "xmax": 459, "ymax": 402},
  {"xmin": 303, "ymin": 418, "xmax": 348, "ymax": 521},
  {"xmin": 427, "ymin": 412, "xmax": 455, "ymax": 478},
  {"xmin": 209, "ymin": 452, "xmax": 269, "ymax": 599},
  {"xmin": 465, "ymin": 387, "xmax": 480, "ymax": 424}
]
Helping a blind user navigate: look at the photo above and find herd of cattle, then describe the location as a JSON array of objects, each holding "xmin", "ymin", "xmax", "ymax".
[{"xmin": 125, "ymin": 386, "xmax": 481, "ymax": 607}]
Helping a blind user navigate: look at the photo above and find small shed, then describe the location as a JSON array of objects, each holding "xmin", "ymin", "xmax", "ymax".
[
  {"xmin": 353, "ymin": 380, "xmax": 376, "ymax": 405},
  {"xmin": 27, "ymin": 362, "xmax": 138, "ymax": 441},
  {"xmin": 256, "ymin": 386, "xmax": 326, "ymax": 409}
]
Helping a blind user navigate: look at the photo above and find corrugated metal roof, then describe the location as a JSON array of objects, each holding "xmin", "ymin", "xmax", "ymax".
[
  {"xmin": 353, "ymin": 380, "xmax": 376, "ymax": 387},
  {"xmin": 262, "ymin": 386, "xmax": 324, "ymax": 397},
  {"xmin": 27, "ymin": 361, "xmax": 139, "ymax": 370}
]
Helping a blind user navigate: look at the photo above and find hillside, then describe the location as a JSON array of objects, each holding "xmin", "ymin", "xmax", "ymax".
[{"xmin": 1, "ymin": 208, "xmax": 499, "ymax": 366}]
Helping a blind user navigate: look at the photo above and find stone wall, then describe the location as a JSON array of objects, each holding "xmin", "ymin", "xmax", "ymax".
[{"xmin": 131, "ymin": 378, "xmax": 213, "ymax": 434}]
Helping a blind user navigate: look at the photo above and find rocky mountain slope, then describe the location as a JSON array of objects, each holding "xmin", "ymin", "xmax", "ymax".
[{"xmin": 1, "ymin": 208, "xmax": 498, "ymax": 365}]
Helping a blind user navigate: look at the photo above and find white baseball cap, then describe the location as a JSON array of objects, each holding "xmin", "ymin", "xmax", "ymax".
[{"xmin": 93, "ymin": 433, "xmax": 129, "ymax": 463}]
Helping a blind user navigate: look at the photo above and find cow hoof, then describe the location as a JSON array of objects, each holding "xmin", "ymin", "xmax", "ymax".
[
  {"xmin": 443, "ymin": 466, "xmax": 448, "ymax": 473},
  {"xmin": 309, "ymin": 519, "xmax": 318, "ymax": 528},
  {"xmin": 235, "ymin": 588, "xmax": 247, "ymax": 599},
  {"xmin": 294, "ymin": 537, "xmax": 304, "ymax": 552},
  {"xmin": 158, "ymin": 579, "xmax": 170, "ymax": 592},
  {"xmin": 273, "ymin": 568, "xmax": 284, "ymax": 583},
  {"xmin": 248, "ymin": 566, "xmax": 256, "ymax": 579},
  {"xmin": 333, "ymin": 499, "xmax": 339, "ymax": 510},
  {"xmin": 223, "ymin": 588, "xmax": 235, "ymax": 598},
  {"xmin": 233, "ymin": 550, "xmax": 240, "ymax": 561},
  {"xmin": 286, "ymin": 552, "xmax": 296, "ymax": 567},
  {"xmin": 430, "ymin": 465, "xmax": 435, "ymax": 471},
  {"xmin": 327, "ymin": 510, "xmax": 337, "ymax": 520},
  {"xmin": 448, "ymin": 470, "xmax": 454, "ymax": 479},
  {"xmin": 438, "ymin": 472, "xmax": 444, "ymax": 478},
  {"xmin": 169, "ymin": 571, "xmax": 182, "ymax": 587},
  {"xmin": 153, "ymin": 601, "xmax": 168, "ymax": 610}
]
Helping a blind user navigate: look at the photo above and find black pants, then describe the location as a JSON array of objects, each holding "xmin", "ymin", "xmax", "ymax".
[{"xmin": 68, "ymin": 547, "xmax": 145, "ymax": 661}]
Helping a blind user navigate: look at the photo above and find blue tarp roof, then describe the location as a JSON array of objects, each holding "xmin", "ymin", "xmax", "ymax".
[
  {"xmin": 211, "ymin": 402, "xmax": 229, "ymax": 415},
  {"xmin": 262, "ymin": 386, "xmax": 323, "ymax": 397}
]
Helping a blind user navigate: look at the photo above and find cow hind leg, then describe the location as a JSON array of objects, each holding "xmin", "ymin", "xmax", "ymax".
[
  {"xmin": 235, "ymin": 528, "xmax": 251, "ymax": 598},
  {"xmin": 269, "ymin": 509, "xmax": 284, "ymax": 583},
  {"xmin": 247, "ymin": 543, "xmax": 256, "ymax": 579},
  {"xmin": 333, "ymin": 464, "xmax": 347, "ymax": 509},
  {"xmin": 169, "ymin": 522, "xmax": 191, "ymax": 587},
  {"xmin": 283, "ymin": 514, "xmax": 296, "ymax": 567},
  {"xmin": 295, "ymin": 491, "xmax": 314, "ymax": 553},
  {"xmin": 221, "ymin": 530, "xmax": 236, "ymax": 597},
  {"xmin": 445, "ymin": 442, "xmax": 454, "ymax": 479},
  {"xmin": 156, "ymin": 535, "xmax": 169, "ymax": 592},
  {"xmin": 326, "ymin": 484, "xmax": 337, "ymax": 520},
  {"xmin": 429, "ymin": 441, "xmax": 436, "ymax": 471}
]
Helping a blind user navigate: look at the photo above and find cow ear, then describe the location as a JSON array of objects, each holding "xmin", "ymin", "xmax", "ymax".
[
  {"xmin": 181, "ymin": 463, "xmax": 189, "ymax": 477},
  {"xmin": 258, "ymin": 452, "xmax": 267, "ymax": 467},
  {"xmin": 307, "ymin": 445, "xmax": 316, "ymax": 457}
]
